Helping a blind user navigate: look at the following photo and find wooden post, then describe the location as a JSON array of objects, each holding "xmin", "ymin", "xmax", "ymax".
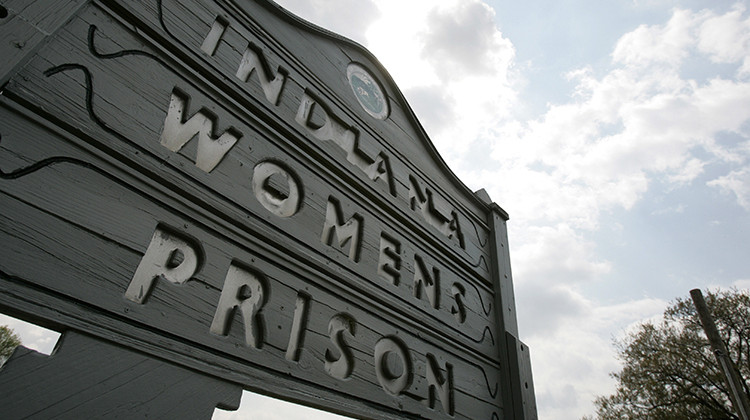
[
  {"xmin": 488, "ymin": 203, "xmax": 537, "ymax": 420},
  {"xmin": 690, "ymin": 289, "xmax": 750, "ymax": 420}
]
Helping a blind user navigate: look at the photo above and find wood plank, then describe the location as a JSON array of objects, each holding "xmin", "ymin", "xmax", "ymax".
[
  {"xmin": 0, "ymin": 0, "xmax": 534, "ymax": 417},
  {"xmin": 0, "ymin": 101, "xmax": 502, "ymax": 419}
]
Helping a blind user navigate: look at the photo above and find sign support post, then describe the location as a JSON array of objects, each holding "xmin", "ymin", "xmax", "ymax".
[{"xmin": 691, "ymin": 289, "xmax": 750, "ymax": 420}]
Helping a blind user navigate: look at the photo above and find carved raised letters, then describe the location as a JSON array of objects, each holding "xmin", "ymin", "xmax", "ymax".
[
  {"xmin": 200, "ymin": 17, "xmax": 227, "ymax": 56},
  {"xmin": 196, "ymin": 13, "xmax": 474, "ymax": 258},
  {"xmin": 197, "ymin": 13, "xmax": 474, "ymax": 260},
  {"xmin": 235, "ymin": 43, "xmax": 287, "ymax": 106},
  {"xmin": 210, "ymin": 262, "xmax": 267, "ymax": 349},
  {"xmin": 325, "ymin": 313, "xmax": 356, "ymax": 380},
  {"xmin": 425, "ymin": 353, "xmax": 454, "ymax": 416},
  {"xmin": 153, "ymin": 84, "xmax": 474, "ymax": 329},
  {"xmin": 450, "ymin": 283, "xmax": 467, "ymax": 324},
  {"xmin": 0, "ymin": 3, "xmax": 518, "ymax": 418},
  {"xmin": 285, "ymin": 292, "xmax": 311, "ymax": 362},
  {"xmin": 296, "ymin": 92, "xmax": 396, "ymax": 196},
  {"xmin": 125, "ymin": 226, "xmax": 201, "ymax": 304},
  {"xmin": 118, "ymin": 225, "xmax": 468, "ymax": 413},
  {"xmin": 414, "ymin": 255, "xmax": 440, "ymax": 310},
  {"xmin": 409, "ymin": 175, "xmax": 464, "ymax": 249},
  {"xmin": 378, "ymin": 232, "xmax": 401, "ymax": 285},
  {"xmin": 200, "ymin": 17, "xmax": 287, "ymax": 107},
  {"xmin": 252, "ymin": 160, "xmax": 302, "ymax": 218},
  {"xmin": 374, "ymin": 336, "xmax": 412, "ymax": 396},
  {"xmin": 160, "ymin": 89, "xmax": 242, "ymax": 173},
  {"xmin": 154, "ymin": 79, "xmax": 476, "ymax": 343},
  {"xmin": 321, "ymin": 196, "xmax": 363, "ymax": 262}
]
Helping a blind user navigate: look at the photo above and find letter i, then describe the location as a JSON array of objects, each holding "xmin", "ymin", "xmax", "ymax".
[
  {"xmin": 201, "ymin": 16, "xmax": 228, "ymax": 56},
  {"xmin": 286, "ymin": 292, "xmax": 311, "ymax": 362}
]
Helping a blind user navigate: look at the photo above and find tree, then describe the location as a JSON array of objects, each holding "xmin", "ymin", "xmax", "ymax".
[
  {"xmin": 587, "ymin": 288, "xmax": 750, "ymax": 420},
  {"xmin": 1, "ymin": 325, "xmax": 21, "ymax": 366}
]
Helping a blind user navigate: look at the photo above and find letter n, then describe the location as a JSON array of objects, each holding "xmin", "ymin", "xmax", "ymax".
[
  {"xmin": 236, "ymin": 43, "xmax": 286, "ymax": 105},
  {"xmin": 321, "ymin": 197, "xmax": 363, "ymax": 262},
  {"xmin": 408, "ymin": 174, "xmax": 429, "ymax": 215},
  {"xmin": 414, "ymin": 255, "xmax": 439, "ymax": 309},
  {"xmin": 426, "ymin": 353, "xmax": 454, "ymax": 416},
  {"xmin": 160, "ymin": 89, "xmax": 241, "ymax": 173}
]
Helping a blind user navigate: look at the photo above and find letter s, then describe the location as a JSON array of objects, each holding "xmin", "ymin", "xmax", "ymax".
[{"xmin": 325, "ymin": 313, "xmax": 356, "ymax": 380}]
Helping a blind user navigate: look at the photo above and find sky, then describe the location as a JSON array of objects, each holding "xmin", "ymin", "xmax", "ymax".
[{"xmin": 2, "ymin": 0, "xmax": 750, "ymax": 419}]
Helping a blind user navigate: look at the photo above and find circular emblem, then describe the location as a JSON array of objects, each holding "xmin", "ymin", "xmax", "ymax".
[{"xmin": 347, "ymin": 63, "xmax": 389, "ymax": 120}]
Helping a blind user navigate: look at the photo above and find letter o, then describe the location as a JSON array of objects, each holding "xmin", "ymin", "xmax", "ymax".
[
  {"xmin": 252, "ymin": 161, "xmax": 302, "ymax": 218},
  {"xmin": 374, "ymin": 336, "xmax": 412, "ymax": 396}
]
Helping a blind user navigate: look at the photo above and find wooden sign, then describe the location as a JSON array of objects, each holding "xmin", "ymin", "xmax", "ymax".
[{"xmin": 0, "ymin": 0, "xmax": 536, "ymax": 418}]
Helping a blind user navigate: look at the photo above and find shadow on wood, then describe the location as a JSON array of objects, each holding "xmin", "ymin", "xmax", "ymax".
[{"xmin": 0, "ymin": 330, "xmax": 241, "ymax": 418}]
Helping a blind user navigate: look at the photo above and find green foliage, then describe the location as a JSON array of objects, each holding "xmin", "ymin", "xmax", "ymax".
[
  {"xmin": 1, "ymin": 324, "xmax": 21, "ymax": 365},
  {"xmin": 588, "ymin": 289, "xmax": 750, "ymax": 420}
]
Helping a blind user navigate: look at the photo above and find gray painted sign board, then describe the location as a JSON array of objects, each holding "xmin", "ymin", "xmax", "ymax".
[{"xmin": 0, "ymin": 0, "xmax": 537, "ymax": 418}]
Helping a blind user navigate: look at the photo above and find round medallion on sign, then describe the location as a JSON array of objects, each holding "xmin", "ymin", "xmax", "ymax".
[{"xmin": 347, "ymin": 63, "xmax": 389, "ymax": 120}]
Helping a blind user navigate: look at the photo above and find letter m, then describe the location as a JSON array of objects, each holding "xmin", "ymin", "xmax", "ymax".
[
  {"xmin": 160, "ymin": 89, "xmax": 241, "ymax": 173},
  {"xmin": 321, "ymin": 197, "xmax": 363, "ymax": 262}
]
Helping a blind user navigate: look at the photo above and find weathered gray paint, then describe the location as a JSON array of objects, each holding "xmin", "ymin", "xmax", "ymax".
[
  {"xmin": 0, "ymin": 0, "xmax": 536, "ymax": 418},
  {"xmin": 0, "ymin": 331, "xmax": 242, "ymax": 418}
]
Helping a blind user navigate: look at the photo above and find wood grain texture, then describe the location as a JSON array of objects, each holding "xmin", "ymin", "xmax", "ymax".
[
  {"xmin": 0, "ymin": 0, "xmax": 87, "ymax": 86},
  {"xmin": 6, "ymin": 1, "xmax": 498, "ymax": 360},
  {"xmin": 0, "ymin": 0, "xmax": 535, "ymax": 418},
  {"xmin": 0, "ymin": 331, "xmax": 242, "ymax": 418},
  {"xmin": 0, "ymin": 102, "xmax": 501, "ymax": 418}
]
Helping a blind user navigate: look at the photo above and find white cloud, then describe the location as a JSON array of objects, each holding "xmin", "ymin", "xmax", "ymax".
[
  {"xmin": 667, "ymin": 158, "xmax": 704, "ymax": 185},
  {"xmin": 401, "ymin": 85, "xmax": 457, "ymax": 135},
  {"xmin": 526, "ymin": 296, "xmax": 667, "ymax": 419},
  {"xmin": 697, "ymin": 4, "xmax": 750, "ymax": 76},
  {"xmin": 214, "ymin": 392, "xmax": 351, "ymax": 420},
  {"xmin": 513, "ymin": 224, "xmax": 612, "ymax": 289},
  {"xmin": 478, "ymin": 5, "xmax": 750, "ymax": 233},
  {"xmin": 420, "ymin": 1, "xmax": 512, "ymax": 80},
  {"xmin": 208, "ymin": 2, "xmax": 750, "ymax": 420},
  {"xmin": 0, "ymin": 314, "xmax": 60, "ymax": 355},
  {"xmin": 708, "ymin": 167, "xmax": 750, "ymax": 210},
  {"xmin": 651, "ymin": 203, "xmax": 686, "ymax": 215},
  {"xmin": 364, "ymin": 0, "xmax": 518, "ymax": 161},
  {"xmin": 477, "ymin": 5, "xmax": 750, "ymax": 418},
  {"xmin": 613, "ymin": 9, "xmax": 698, "ymax": 68},
  {"xmin": 272, "ymin": 0, "xmax": 380, "ymax": 44}
]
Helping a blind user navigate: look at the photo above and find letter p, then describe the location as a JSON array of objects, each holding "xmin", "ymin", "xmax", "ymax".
[{"xmin": 125, "ymin": 226, "xmax": 200, "ymax": 304}]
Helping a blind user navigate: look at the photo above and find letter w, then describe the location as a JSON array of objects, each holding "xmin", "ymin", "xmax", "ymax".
[{"xmin": 160, "ymin": 89, "xmax": 241, "ymax": 173}]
